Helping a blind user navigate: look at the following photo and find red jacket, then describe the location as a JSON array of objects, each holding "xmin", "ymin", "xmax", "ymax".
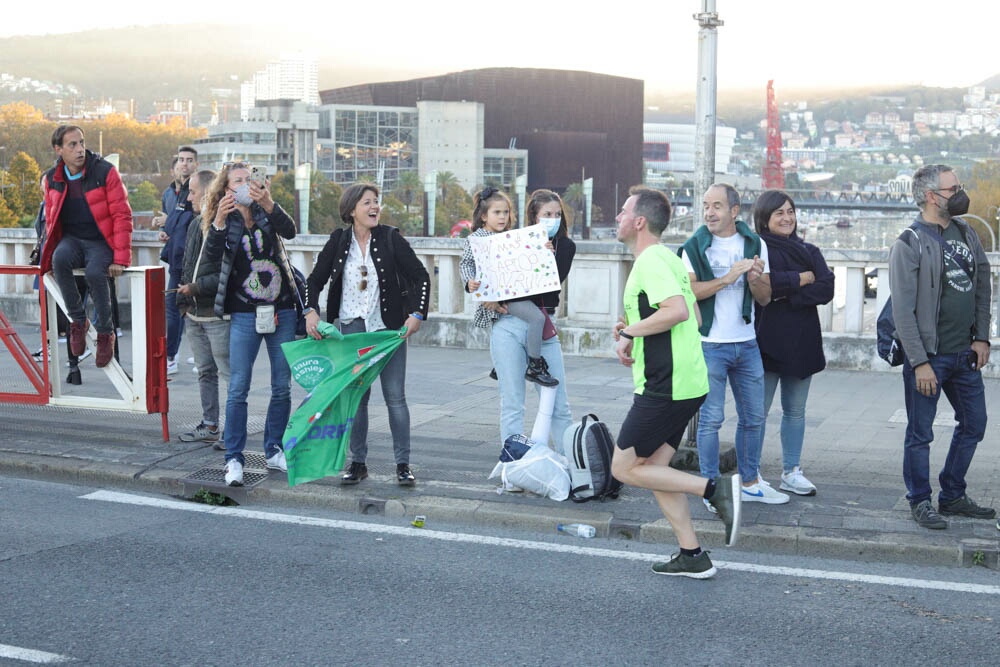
[{"xmin": 41, "ymin": 150, "xmax": 133, "ymax": 273}]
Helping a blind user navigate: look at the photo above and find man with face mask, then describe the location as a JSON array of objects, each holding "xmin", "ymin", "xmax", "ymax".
[{"xmin": 889, "ymin": 164, "xmax": 994, "ymax": 530}]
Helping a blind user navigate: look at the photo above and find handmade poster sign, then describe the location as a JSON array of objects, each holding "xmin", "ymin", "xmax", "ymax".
[{"xmin": 468, "ymin": 224, "xmax": 561, "ymax": 301}]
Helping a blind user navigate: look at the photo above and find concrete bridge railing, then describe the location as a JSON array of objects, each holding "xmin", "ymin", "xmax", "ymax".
[{"xmin": 2, "ymin": 229, "xmax": 998, "ymax": 373}]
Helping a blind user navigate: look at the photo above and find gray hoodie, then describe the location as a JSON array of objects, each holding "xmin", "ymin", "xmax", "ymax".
[{"xmin": 888, "ymin": 215, "xmax": 991, "ymax": 368}]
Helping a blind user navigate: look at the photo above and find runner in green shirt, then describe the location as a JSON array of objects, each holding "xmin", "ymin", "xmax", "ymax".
[{"xmin": 610, "ymin": 186, "xmax": 741, "ymax": 579}]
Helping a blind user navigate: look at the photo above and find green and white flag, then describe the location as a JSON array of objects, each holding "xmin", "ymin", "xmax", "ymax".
[{"xmin": 281, "ymin": 322, "xmax": 405, "ymax": 486}]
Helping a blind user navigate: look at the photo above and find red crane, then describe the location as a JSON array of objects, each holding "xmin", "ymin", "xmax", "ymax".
[{"xmin": 763, "ymin": 79, "xmax": 785, "ymax": 189}]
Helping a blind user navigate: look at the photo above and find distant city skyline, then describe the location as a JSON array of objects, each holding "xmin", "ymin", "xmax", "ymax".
[{"xmin": 4, "ymin": 1, "xmax": 997, "ymax": 93}]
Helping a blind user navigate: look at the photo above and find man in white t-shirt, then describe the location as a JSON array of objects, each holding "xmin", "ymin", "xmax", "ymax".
[{"xmin": 680, "ymin": 184, "xmax": 789, "ymax": 505}]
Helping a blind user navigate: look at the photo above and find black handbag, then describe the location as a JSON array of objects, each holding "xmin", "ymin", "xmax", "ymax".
[{"xmin": 28, "ymin": 238, "xmax": 42, "ymax": 266}]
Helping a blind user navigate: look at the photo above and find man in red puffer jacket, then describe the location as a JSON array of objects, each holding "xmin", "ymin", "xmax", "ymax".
[{"xmin": 41, "ymin": 125, "xmax": 133, "ymax": 368}]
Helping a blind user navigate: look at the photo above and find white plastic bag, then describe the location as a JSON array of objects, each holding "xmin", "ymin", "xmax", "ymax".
[{"xmin": 489, "ymin": 441, "xmax": 571, "ymax": 501}]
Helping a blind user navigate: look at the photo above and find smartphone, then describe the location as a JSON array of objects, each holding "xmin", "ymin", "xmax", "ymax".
[{"xmin": 250, "ymin": 165, "xmax": 268, "ymax": 185}]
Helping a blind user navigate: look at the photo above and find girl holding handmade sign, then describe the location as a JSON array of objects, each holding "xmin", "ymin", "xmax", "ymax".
[{"xmin": 460, "ymin": 186, "xmax": 558, "ymax": 387}]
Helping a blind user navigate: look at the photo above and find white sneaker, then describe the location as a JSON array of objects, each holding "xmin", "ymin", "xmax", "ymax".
[
  {"xmin": 224, "ymin": 459, "xmax": 244, "ymax": 486},
  {"xmin": 266, "ymin": 450, "xmax": 287, "ymax": 472},
  {"xmin": 166, "ymin": 357, "xmax": 178, "ymax": 375},
  {"xmin": 780, "ymin": 467, "xmax": 817, "ymax": 496},
  {"xmin": 703, "ymin": 498, "xmax": 718, "ymax": 514},
  {"xmin": 742, "ymin": 478, "xmax": 790, "ymax": 504}
]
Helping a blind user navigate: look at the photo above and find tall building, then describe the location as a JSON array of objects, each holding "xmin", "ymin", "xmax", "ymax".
[
  {"xmin": 241, "ymin": 53, "xmax": 320, "ymax": 120},
  {"xmin": 321, "ymin": 68, "xmax": 643, "ymax": 220}
]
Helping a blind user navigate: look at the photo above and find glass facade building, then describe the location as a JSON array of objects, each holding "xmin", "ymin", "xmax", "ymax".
[{"xmin": 317, "ymin": 105, "xmax": 417, "ymax": 190}]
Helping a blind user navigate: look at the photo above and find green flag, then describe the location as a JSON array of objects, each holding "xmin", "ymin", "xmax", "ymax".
[{"xmin": 281, "ymin": 322, "xmax": 406, "ymax": 486}]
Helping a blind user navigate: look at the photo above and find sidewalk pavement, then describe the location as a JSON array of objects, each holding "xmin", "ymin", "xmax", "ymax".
[{"xmin": 1, "ymin": 325, "xmax": 998, "ymax": 569}]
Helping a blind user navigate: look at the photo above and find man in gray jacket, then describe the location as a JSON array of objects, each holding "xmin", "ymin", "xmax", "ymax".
[{"xmin": 888, "ymin": 164, "xmax": 994, "ymax": 530}]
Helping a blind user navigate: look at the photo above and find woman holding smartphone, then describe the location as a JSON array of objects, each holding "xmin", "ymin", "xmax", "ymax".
[{"xmin": 203, "ymin": 162, "xmax": 299, "ymax": 487}]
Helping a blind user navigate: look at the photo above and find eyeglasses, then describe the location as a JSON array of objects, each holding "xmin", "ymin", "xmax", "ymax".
[
  {"xmin": 359, "ymin": 265, "xmax": 368, "ymax": 291},
  {"xmin": 935, "ymin": 184, "xmax": 964, "ymax": 195}
]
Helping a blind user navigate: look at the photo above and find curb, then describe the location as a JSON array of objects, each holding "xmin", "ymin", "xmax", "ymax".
[{"xmin": 5, "ymin": 452, "xmax": 992, "ymax": 569}]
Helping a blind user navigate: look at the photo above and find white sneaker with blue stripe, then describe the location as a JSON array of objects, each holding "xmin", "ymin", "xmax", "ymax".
[{"xmin": 742, "ymin": 478, "xmax": 790, "ymax": 504}]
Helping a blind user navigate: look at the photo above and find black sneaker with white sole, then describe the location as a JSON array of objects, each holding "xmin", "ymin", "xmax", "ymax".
[{"xmin": 651, "ymin": 552, "xmax": 717, "ymax": 579}]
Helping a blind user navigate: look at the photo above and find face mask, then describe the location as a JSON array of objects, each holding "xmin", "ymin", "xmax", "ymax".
[
  {"xmin": 944, "ymin": 189, "xmax": 970, "ymax": 217},
  {"xmin": 540, "ymin": 216, "xmax": 561, "ymax": 239},
  {"xmin": 232, "ymin": 183, "xmax": 253, "ymax": 207}
]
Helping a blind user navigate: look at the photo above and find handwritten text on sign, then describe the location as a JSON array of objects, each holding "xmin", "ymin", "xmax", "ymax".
[{"xmin": 468, "ymin": 225, "xmax": 560, "ymax": 301}]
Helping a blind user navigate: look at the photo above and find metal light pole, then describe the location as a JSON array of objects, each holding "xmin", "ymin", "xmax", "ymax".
[{"xmin": 693, "ymin": 0, "xmax": 723, "ymax": 231}]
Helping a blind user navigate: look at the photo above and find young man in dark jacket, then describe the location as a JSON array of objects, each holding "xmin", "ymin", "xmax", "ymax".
[{"xmin": 888, "ymin": 164, "xmax": 994, "ymax": 530}]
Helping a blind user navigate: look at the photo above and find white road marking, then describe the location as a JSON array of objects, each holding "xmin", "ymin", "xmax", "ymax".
[
  {"xmin": 0, "ymin": 644, "xmax": 72, "ymax": 663},
  {"xmin": 82, "ymin": 490, "xmax": 1000, "ymax": 596}
]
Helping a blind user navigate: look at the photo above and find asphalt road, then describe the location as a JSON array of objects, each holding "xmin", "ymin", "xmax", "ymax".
[{"xmin": 2, "ymin": 475, "xmax": 999, "ymax": 666}]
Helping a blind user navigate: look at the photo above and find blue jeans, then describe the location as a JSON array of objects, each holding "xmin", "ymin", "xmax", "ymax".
[
  {"xmin": 490, "ymin": 314, "xmax": 572, "ymax": 447},
  {"xmin": 165, "ymin": 269, "xmax": 185, "ymax": 359},
  {"xmin": 697, "ymin": 340, "xmax": 766, "ymax": 482},
  {"xmin": 186, "ymin": 316, "xmax": 231, "ymax": 427},
  {"xmin": 901, "ymin": 352, "xmax": 986, "ymax": 505},
  {"xmin": 763, "ymin": 372, "xmax": 812, "ymax": 473},
  {"xmin": 340, "ymin": 318, "xmax": 411, "ymax": 465},
  {"xmin": 223, "ymin": 309, "xmax": 295, "ymax": 464}
]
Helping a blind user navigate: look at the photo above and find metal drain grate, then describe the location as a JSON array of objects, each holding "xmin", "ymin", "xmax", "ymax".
[{"xmin": 180, "ymin": 451, "xmax": 276, "ymax": 505}]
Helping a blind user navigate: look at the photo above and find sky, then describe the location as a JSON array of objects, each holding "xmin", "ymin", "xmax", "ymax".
[{"xmin": 4, "ymin": 1, "xmax": 998, "ymax": 92}]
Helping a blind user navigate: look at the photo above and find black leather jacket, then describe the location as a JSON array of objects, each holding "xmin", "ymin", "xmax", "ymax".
[{"xmin": 306, "ymin": 224, "xmax": 430, "ymax": 329}]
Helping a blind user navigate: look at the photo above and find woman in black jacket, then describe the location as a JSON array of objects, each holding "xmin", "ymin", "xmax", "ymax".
[
  {"xmin": 753, "ymin": 190, "xmax": 834, "ymax": 497},
  {"xmin": 203, "ymin": 162, "xmax": 299, "ymax": 487},
  {"xmin": 304, "ymin": 183, "xmax": 430, "ymax": 487}
]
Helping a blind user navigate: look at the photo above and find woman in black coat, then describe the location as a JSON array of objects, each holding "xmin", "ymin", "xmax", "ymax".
[
  {"xmin": 753, "ymin": 190, "xmax": 834, "ymax": 497},
  {"xmin": 303, "ymin": 183, "xmax": 430, "ymax": 487}
]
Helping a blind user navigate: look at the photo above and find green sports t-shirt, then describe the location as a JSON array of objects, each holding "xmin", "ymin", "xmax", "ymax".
[{"xmin": 623, "ymin": 245, "xmax": 708, "ymax": 399}]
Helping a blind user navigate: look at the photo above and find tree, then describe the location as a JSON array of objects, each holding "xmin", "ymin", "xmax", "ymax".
[
  {"xmin": 0, "ymin": 169, "xmax": 21, "ymax": 219},
  {"xmin": 0, "ymin": 196, "xmax": 18, "ymax": 228},
  {"xmin": 269, "ymin": 172, "xmax": 297, "ymax": 217},
  {"xmin": 6, "ymin": 151, "xmax": 42, "ymax": 218},
  {"xmin": 393, "ymin": 170, "xmax": 422, "ymax": 217},
  {"xmin": 309, "ymin": 172, "xmax": 343, "ymax": 235},
  {"xmin": 966, "ymin": 161, "xmax": 1000, "ymax": 250},
  {"xmin": 129, "ymin": 181, "xmax": 161, "ymax": 212}
]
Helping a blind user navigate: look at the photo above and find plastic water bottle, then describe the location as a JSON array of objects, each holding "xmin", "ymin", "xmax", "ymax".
[{"xmin": 557, "ymin": 523, "xmax": 596, "ymax": 538}]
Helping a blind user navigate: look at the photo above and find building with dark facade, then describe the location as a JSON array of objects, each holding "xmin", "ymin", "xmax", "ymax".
[{"xmin": 321, "ymin": 68, "xmax": 643, "ymax": 225}]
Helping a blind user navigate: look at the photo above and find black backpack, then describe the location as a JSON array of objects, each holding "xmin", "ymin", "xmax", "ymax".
[{"xmin": 876, "ymin": 298, "xmax": 904, "ymax": 366}]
